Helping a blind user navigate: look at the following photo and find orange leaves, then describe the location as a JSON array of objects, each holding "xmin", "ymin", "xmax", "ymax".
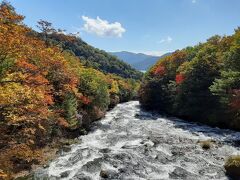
[
  {"xmin": 0, "ymin": 4, "xmax": 24, "ymax": 24},
  {"xmin": 57, "ymin": 117, "xmax": 69, "ymax": 128},
  {"xmin": 16, "ymin": 59, "xmax": 50, "ymax": 87},
  {"xmin": 80, "ymin": 95, "xmax": 91, "ymax": 105},
  {"xmin": 16, "ymin": 59, "xmax": 38, "ymax": 72}
]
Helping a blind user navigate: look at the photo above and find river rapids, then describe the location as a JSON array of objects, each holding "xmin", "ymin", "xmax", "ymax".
[{"xmin": 35, "ymin": 101, "xmax": 240, "ymax": 180}]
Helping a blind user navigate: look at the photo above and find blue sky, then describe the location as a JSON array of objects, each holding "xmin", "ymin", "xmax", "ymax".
[{"xmin": 7, "ymin": 0, "xmax": 240, "ymax": 55}]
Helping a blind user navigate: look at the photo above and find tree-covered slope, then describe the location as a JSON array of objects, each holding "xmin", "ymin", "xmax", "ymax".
[
  {"xmin": 42, "ymin": 33, "xmax": 143, "ymax": 80},
  {"xmin": 139, "ymin": 29, "xmax": 240, "ymax": 130},
  {"xmin": 0, "ymin": 3, "xmax": 140, "ymax": 177}
]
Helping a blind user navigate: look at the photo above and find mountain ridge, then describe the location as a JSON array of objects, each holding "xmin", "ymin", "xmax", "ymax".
[{"xmin": 110, "ymin": 51, "xmax": 172, "ymax": 71}]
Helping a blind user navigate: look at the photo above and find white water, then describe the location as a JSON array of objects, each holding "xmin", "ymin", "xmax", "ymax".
[{"xmin": 35, "ymin": 101, "xmax": 240, "ymax": 180}]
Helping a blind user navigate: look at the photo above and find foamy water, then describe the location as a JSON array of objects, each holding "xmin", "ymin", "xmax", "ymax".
[{"xmin": 35, "ymin": 101, "xmax": 240, "ymax": 180}]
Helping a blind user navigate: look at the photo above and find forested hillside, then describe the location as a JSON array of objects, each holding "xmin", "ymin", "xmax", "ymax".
[
  {"xmin": 139, "ymin": 29, "xmax": 240, "ymax": 130},
  {"xmin": 0, "ymin": 3, "xmax": 140, "ymax": 178},
  {"xmin": 37, "ymin": 31, "xmax": 142, "ymax": 80}
]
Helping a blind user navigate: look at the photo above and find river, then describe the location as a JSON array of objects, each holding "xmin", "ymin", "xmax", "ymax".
[{"xmin": 35, "ymin": 101, "xmax": 240, "ymax": 180}]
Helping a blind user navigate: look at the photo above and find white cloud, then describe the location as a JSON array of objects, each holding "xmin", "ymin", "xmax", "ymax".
[
  {"xmin": 157, "ymin": 36, "xmax": 173, "ymax": 44},
  {"xmin": 142, "ymin": 51, "xmax": 167, "ymax": 56},
  {"xmin": 192, "ymin": 0, "xmax": 197, "ymax": 3},
  {"xmin": 158, "ymin": 39, "xmax": 166, "ymax": 44},
  {"xmin": 81, "ymin": 16, "xmax": 126, "ymax": 38}
]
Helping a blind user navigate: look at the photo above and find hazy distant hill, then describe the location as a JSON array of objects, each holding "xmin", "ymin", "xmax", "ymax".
[{"xmin": 110, "ymin": 51, "xmax": 171, "ymax": 71}]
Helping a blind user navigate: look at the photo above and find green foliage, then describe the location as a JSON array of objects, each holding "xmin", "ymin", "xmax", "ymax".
[
  {"xmin": 210, "ymin": 71, "xmax": 240, "ymax": 105},
  {"xmin": 62, "ymin": 93, "xmax": 78, "ymax": 128},
  {"xmin": 0, "ymin": 57, "xmax": 14, "ymax": 79},
  {"xmin": 78, "ymin": 68, "xmax": 110, "ymax": 110},
  {"xmin": 139, "ymin": 27, "xmax": 240, "ymax": 130},
  {"xmin": 38, "ymin": 33, "xmax": 143, "ymax": 80}
]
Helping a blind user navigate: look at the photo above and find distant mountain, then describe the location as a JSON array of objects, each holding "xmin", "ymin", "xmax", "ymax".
[{"xmin": 110, "ymin": 51, "xmax": 172, "ymax": 71}]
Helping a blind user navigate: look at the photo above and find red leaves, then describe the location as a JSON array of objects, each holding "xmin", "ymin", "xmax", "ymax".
[
  {"xmin": 175, "ymin": 74, "xmax": 185, "ymax": 84},
  {"xmin": 80, "ymin": 95, "xmax": 91, "ymax": 105},
  {"xmin": 154, "ymin": 66, "xmax": 165, "ymax": 76}
]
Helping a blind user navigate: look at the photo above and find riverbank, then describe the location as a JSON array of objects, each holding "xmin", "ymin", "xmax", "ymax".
[
  {"xmin": 0, "ymin": 100, "xmax": 129, "ymax": 179},
  {"xmin": 10, "ymin": 138, "xmax": 80, "ymax": 179}
]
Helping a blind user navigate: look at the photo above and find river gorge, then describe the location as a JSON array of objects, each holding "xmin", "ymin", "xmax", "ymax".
[{"xmin": 35, "ymin": 101, "xmax": 240, "ymax": 180}]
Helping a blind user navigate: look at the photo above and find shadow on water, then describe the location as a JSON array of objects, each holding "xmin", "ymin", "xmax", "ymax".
[{"xmin": 136, "ymin": 105, "xmax": 240, "ymax": 148}]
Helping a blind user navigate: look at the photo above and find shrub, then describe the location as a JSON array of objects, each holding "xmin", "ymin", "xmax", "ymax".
[
  {"xmin": 224, "ymin": 155, "xmax": 240, "ymax": 178},
  {"xmin": 198, "ymin": 140, "xmax": 212, "ymax": 150}
]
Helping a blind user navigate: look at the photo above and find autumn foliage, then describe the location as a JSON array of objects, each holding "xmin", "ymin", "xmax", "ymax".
[
  {"xmin": 175, "ymin": 74, "xmax": 185, "ymax": 84},
  {"xmin": 139, "ymin": 29, "xmax": 240, "ymax": 131},
  {"xmin": 0, "ymin": 3, "xmax": 140, "ymax": 177}
]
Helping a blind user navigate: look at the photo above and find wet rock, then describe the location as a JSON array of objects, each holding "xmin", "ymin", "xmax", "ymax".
[
  {"xmin": 81, "ymin": 157, "xmax": 103, "ymax": 173},
  {"xmin": 62, "ymin": 145, "xmax": 72, "ymax": 152},
  {"xmin": 199, "ymin": 165, "xmax": 225, "ymax": 179},
  {"xmin": 99, "ymin": 148, "xmax": 111, "ymax": 153},
  {"xmin": 69, "ymin": 153, "xmax": 84, "ymax": 165},
  {"xmin": 198, "ymin": 140, "xmax": 213, "ymax": 150},
  {"xmin": 118, "ymin": 167, "xmax": 127, "ymax": 173},
  {"xmin": 100, "ymin": 170, "xmax": 108, "ymax": 178},
  {"xmin": 156, "ymin": 153, "xmax": 174, "ymax": 164},
  {"xmin": 169, "ymin": 167, "xmax": 197, "ymax": 179},
  {"xmin": 171, "ymin": 148, "xmax": 185, "ymax": 156},
  {"xmin": 135, "ymin": 113, "xmax": 140, "ymax": 118},
  {"xmin": 73, "ymin": 173, "xmax": 92, "ymax": 180},
  {"xmin": 43, "ymin": 164, "xmax": 49, "ymax": 168},
  {"xmin": 34, "ymin": 168, "xmax": 49, "ymax": 179},
  {"xmin": 61, "ymin": 170, "xmax": 70, "ymax": 178},
  {"xmin": 100, "ymin": 169, "xmax": 118, "ymax": 179}
]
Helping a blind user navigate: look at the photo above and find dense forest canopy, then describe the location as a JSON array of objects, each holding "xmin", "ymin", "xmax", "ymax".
[
  {"xmin": 34, "ymin": 24, "xmax": 143, "ymax": 80},
  {"xmin": 0, "ymin": 2, "xmax": 140, "ymax": 177},
  {"xmin": 139, "ymin": 29, "xmax": 240, "ymax": 130}
]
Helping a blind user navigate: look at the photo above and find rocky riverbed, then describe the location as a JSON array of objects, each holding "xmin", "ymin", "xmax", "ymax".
[{"xmin": 35, "ymin": 101, "xmax": 240, "ymax": 179}]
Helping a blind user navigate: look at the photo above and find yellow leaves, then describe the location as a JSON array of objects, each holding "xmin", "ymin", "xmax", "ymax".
[
  {"xmin": 8, "ymin": 144, "xmax": 39, "ymax": 162},
  {"xmin": 0, "ymin": 72, "xmax": 53, "ymax": 124},
  {"xmin": 0, "ymin": 80, "xmax": 28, "ymax": 105},
  {"xmin": 108, "ymin": 80, "xmax": 119, "ymax": 94}
]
